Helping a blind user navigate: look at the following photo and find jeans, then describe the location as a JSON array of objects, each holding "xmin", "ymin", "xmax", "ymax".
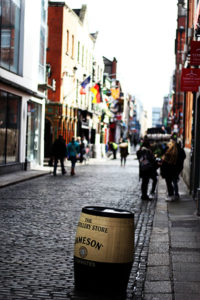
[
  {"xmin": 53, "ymin": 156, "xmax": 65, "ymax": 175},
  {"xmin": 70, "ymin": 156, "xmax": 77, "ymax": 168},
  {"xmin": 165, "ymin": 177, "xmax": 179, "ymax": 196},
  {"xmin": 141, "ymin": 174, "xmax": 157, "ymax": 197}
]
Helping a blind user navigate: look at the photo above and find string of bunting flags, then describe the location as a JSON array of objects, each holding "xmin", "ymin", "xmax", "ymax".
[{"xmin": 79, "ymin": 77, "xmax": 120, "ymax": 108}]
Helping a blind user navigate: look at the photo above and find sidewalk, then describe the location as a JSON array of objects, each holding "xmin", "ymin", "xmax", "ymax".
[
  {"xmin": 0, "ymin": 158, "xmax": 101, "ymax": 188},
  {"xmin": 144, "ymin": 176, "xmax": 200, "ymax": 300},
  {"xmin": 0, "ymin": 166, "xmax": 52, "ymax": 188}
]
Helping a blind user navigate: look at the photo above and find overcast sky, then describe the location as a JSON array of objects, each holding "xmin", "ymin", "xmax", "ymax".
[{"xmin": 64, "ymin": 0, "xmax": 178, "ymax": 111}]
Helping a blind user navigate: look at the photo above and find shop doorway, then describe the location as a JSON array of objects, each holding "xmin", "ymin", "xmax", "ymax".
[{"xmin": 45, "ymin": 119, "xmax": 53, "ymax": 158}]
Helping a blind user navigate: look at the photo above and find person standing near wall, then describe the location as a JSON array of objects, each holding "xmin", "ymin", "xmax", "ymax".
[{"xmin": 160, "ymin": 139, "xmax": 186, "ymax": 201}]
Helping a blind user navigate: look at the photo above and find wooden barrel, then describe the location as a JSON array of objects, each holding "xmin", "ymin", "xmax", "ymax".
[{"xmin": 74, "ymin": 206, "xmax": 134, "ymax": 295}]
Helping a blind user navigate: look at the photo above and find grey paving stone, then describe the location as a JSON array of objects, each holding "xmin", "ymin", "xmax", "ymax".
[
  {"xmin": 147, "ymin": 254, "xmax": 170, "ymax": 266},
  {"xmin": 148, "ymin": 242, "xmax": 169, "ymax": 254},
  {"xmin": 171, "ymin": 232, "xmax": 200, "ymax": 242},
  {"xmin": 171, "ymin": 241, "xmax": 200, "ymax": 249},
  {"xmin": 174, "ymin": 282, "xmax": 200, "ymax": 294},
  {"xmin": 172, "ymin": 253, "xmax": 200, "ymax": 263},
  {"xmin": 150, "ymin": 233, "xmax": 169, "ymax": 243},
  {"xmin": 173, "ymin": 262, "xmax": 200, "ymax": 272},
  {"xmin": 144, "ymin": 281, "xmax": 171, "ymax": 294},
  {"xmin": 175, "ymin": 294, "xmax": 200, "ymax": 300},
  {"xmin": 174, "ymin": 271, "xmax": 200, "ymax": 282},
  {"xmin": 146, "ymin": 266, "xmax": 170, "ymax": 281},
  {"xmin": 144, "ymin": 294, "xmax": 172, "ymax": 300}
]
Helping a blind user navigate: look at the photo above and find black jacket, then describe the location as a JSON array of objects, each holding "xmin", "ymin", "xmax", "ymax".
[
  {"xmin": 137, "ymin": 146, "xmax": 158, "ymax": 178},
  {"xmin": 52, "ymin": 137, "xmax": 67, "ymax": 158},
  {"xmin": 160, "ymin": 144, "xmax": 186, "ymax": 179}
]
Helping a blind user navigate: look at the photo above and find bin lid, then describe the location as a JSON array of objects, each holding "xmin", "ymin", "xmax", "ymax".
[{"xmin": 82, "ymin": 206, "xmax": 134, "ymax": 218}]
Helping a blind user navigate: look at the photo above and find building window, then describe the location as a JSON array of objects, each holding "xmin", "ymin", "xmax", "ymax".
[
  {"xmin": 66, "ymin": 30, "xmax": 69, "ymax": 54},
  {"xmin": 0, "ymin": 0, "xmax": 21, "ymax": 74},
  {"xmin": 85, "ymin": 49, "xmax": 88, "ymax": 70},
  {"xmin": 0, "ymin": 90, "xmax": 20, "ymax": 165},
  {"xmin": 38, "ymin": 0, "xmax": 48, "ymax": 83},
  {"xmin": 77, "ymin": 41, "xmax": 80, "ymax": 63},
  {"xmin": 76, "ymin": 79, "xmax": 79, "ymax": 103},
  {"xmin": 72, "ymin": 34, "xmax": 74, "ymax": 59},
  {"xmin": 82, "ymin": 45, "xmax": 84, "ymax": 66},
  {"xmin": 26, "ymin": 101, "xmax": 41, "ymax": 164}
]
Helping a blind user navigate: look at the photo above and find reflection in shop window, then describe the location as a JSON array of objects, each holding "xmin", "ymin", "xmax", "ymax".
[
  {"xmin": 27, "ymin": 101, "xmax": 41, "ymax": 164},
  {"xmin": 0, "ymin": 90, "xmax": 20, "ymax": 165}
]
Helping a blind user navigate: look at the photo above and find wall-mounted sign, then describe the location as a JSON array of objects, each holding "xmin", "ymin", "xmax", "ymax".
[
  {"xmin": 190, "ymin": 41, "xmax": 200, "ymax": 65},
  {"xmin": 181, "ymin": 68, "xmax": 200, "ymax": 91}
]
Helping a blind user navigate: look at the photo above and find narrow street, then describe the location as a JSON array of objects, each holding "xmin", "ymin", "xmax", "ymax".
[{"xmin": 0, "ymin": 155, "xmax": 156, "ymax": 300}]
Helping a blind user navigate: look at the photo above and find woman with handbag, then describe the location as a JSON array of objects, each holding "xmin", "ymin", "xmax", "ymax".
[
  {"xmin": 160, "ymin": 139, "xmax": 186, "ymax": 201},
  {"xmin": 67, "ymin": 137, "xmax": 80, "ymax": 176}
]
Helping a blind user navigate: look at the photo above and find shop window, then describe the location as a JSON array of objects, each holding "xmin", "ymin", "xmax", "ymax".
[
  {"xmin": 26, "ymin": 101, "xmax": 41, "ymax": 164},
  {"xmin": 0, "ymin": 90, "xmax": 20, "ymax": 164}
]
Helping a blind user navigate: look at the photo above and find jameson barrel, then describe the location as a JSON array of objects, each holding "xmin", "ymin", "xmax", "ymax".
[{"xmin": 74, "ymin": 206, "xmax": 134, "ymax": 295}]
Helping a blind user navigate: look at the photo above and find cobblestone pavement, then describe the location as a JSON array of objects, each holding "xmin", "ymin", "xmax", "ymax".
[{"xmin": 0, "ymin": 155, "xmax": 157, "ymax": 300}]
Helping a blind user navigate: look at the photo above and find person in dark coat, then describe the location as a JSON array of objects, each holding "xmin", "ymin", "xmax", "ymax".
[
  {"xmin": 137, "ymin": 138, "xmax": 158, "ymax": 200},
  {"xmin": 119, "ymin": 138, "xmax": 129, "ymax": 166},
  {"xmin": 160, "ymin": 140, "xmax": 186, "ymax": 201},
  {"xmin": 52, "ymin": 135, "xmax": 67, "ymax": 176}
]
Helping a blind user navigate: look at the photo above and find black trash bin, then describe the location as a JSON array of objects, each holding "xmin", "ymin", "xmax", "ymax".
[{"xmin": 74, "ymin": 206, "xmax": 134, "ymax": 296}]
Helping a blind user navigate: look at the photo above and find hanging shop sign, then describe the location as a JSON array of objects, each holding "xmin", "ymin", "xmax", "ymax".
[
  {"xmin": 181, "ymin": 68, "xmax": 200, "ymax": 91},
  {"xmin": 190, "ymin": 41, "xmax": 200, "ymax": 65}
]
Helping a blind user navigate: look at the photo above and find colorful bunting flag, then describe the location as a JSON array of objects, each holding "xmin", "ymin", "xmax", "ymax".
[
  {"xmin": 110, "ymin": 88, "xmax": 120, "ymax": 100},
  {"xmin": 80, "ymin": 76, "xmax": 91, "ymax": 95},
  {"xmin": 90, "ymin": 83, "xmax": 102, "ymax": 103}
]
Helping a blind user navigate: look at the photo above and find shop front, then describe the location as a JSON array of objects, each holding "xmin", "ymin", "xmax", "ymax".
[
  {"xmin": 26, "ymin": 101, "xmax": 42, "ymax": 167},
  {"xmin": 0, "ymin": 89, "xmax": 21, "ymax": 173}
]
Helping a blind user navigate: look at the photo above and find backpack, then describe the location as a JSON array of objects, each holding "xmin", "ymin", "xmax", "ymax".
[{"xmin": 139, "ymin": 153, "xmax": 153, "ymax": 172}]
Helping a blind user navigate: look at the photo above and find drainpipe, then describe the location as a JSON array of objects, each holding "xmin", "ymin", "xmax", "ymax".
[
  {"xmin": 190, "ymin": 92, "xmax": 196, "ymax": 194},
  {"xmin": 192, "ymin": 93, "xmax": 200, "ymax": 199}
]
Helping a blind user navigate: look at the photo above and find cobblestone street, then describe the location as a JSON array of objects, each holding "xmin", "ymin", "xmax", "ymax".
[{"xmin": 0, "ymin": 155, "xmax": 156, "ymax": 300}]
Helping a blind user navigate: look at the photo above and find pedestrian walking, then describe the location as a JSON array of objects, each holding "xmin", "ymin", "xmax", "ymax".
[
  {"xmin": 79, "ymin": 136, "xmax": 87, "ymax": 163},
  {"xmin": 137, "ymin": 138, "xmax": 158, "ymax": 200},
  {"xmin": 51, "ymin": 135, "xmax": 67, "ymax": 176},
  {"xmin": 133, "ymin": 136, "xmax": 138, "ymax": 151},
  {"xmin": 160, "ymin": 139, "xmax": 186, "ymax": 201},
  {"xmin": 119, "ymin": 138, "xmax": 129, "ymax": 166},
  {"xmin": 109, "ymin": 141, "xmax": 118, "ymax": 159},
  {"xmin": 67, "ymin": 137, "xmax": 80, "ymax": 176}
]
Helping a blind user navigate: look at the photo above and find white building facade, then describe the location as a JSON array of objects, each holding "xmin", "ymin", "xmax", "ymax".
[{"xmin": 0, "ymin": 0, "xmax": 48, "ymax": 174}]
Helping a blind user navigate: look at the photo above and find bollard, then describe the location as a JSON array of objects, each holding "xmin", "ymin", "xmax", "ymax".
[
  {"xmin": 197, "ymin": 188, "xmax": 200, "ymax": 216},
  {"xmin": 74, "ymin": 206, "xmax": 134, "ymax": 296}
]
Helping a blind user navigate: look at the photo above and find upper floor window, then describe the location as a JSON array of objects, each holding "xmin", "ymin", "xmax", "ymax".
[
  {"xmin": 77, "ymin": 41, "xmax": 80, "ymax": 63},
  {"xmin": 72, "ymin": 34, "xmax": 74, "ymax": 59},
  {"xmin": 66, "ymin": 30, "xmax": 69, "ymax": 54},
  {"xmin": 38, "ymin": 0, "xmax": 48, "ymax": 83},
  {"xmin": 0, "ymin": 0, "xmax": 21, "ymax": 74},
  {"xmin": 82, "ymin": 45, "xmax": 84, "ymax": 66}
]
